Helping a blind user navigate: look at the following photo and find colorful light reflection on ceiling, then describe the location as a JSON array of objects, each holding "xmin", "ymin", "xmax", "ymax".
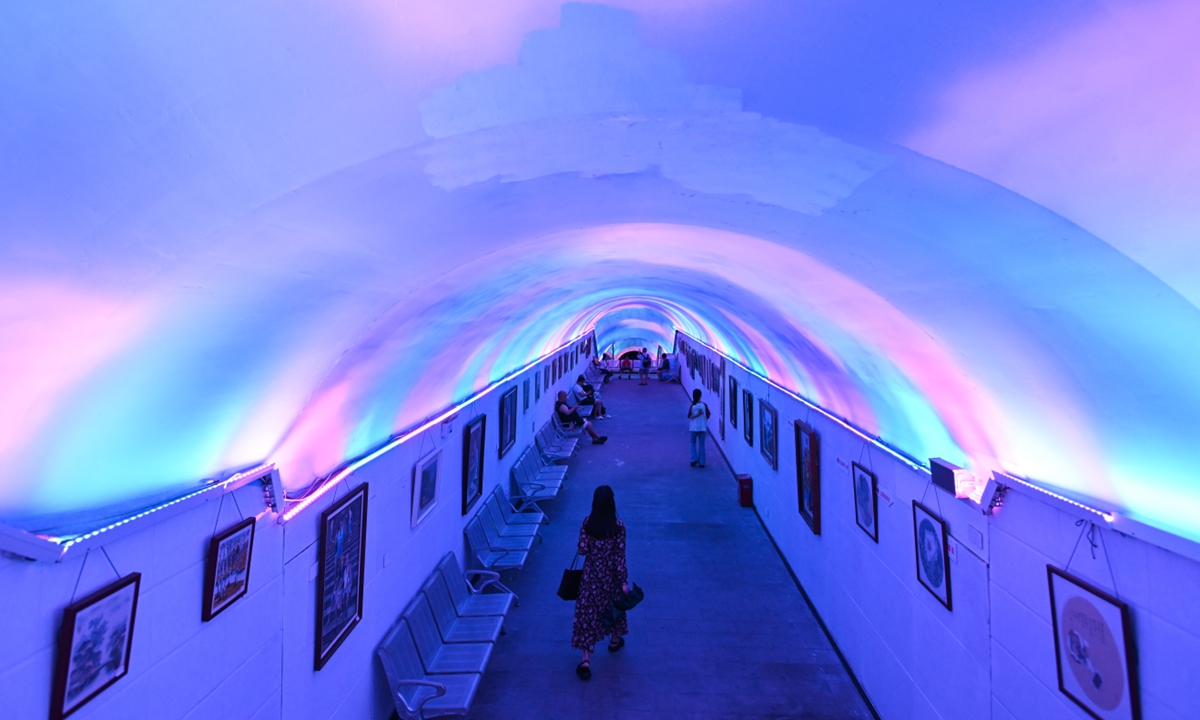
[{"xmin": 2, "ymin": 2, "xmax": 1198, "ymax": 541}]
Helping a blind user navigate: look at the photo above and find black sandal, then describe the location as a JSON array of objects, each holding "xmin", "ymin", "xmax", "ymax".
[
  {"xmin": 608, "ymin": 636, "xmax": 625, "ymax": 652},
  {"xmin": 576, "ymin": 661, "xmax": 591, "ymax": 680}
]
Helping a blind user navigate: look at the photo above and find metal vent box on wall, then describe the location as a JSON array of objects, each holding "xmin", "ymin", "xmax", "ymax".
[{"xmin": 930, "ymin": 458, "xmax": 969, "ymax": 497}]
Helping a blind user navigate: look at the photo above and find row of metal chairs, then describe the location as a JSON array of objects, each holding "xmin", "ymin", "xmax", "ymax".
[
  {"xmin": 380, "ymin": 410, "xmax": 584, "ymax": 717},
  {"xmin": 377, "ymin": 553, "xmax": 516, "ymax": 719}
]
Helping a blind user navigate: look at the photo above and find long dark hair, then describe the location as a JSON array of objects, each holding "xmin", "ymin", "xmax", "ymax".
[{"xmin": 584, "ymin": 485, "xmax": 619, "ymax": 539}]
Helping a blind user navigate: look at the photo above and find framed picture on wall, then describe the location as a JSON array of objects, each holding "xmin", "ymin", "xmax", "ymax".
[
  {"xmin": 729, "ymin": 377, "xmax": 738, "ymax": 429},
  {"xmin": 498, "ymin": 386, "xmax": 517, "ymax": 458},
  {"xmin": 759, "ymin": 400, "xmax": 778, "ymax": 469},
  {"xmin": 462, "ymin": 415, "xmax": 486, "ymax": 514},
  {"xmin": 1048, "ymin": 566, "xmax": 1141, "ymax": 720},
  {"xmin": 795, "ymin": 420, "xmax": 820, "ymax": 534},
  {"xmin": 202, "ymin": 516, "xmax": 256, "ymax": 621},
  {"xmin": 535, "ymin": 371, "xmax": 541, "ymax": 400},
  {"xmin": 852, "ymin": 462, "xmax": 878, "ymax": 542},
  {"xmin": 913, "ymin": 502, "xmax": 951, "ymax": 610},
  {"xmin": 51, "ymin": 573, "xmax": 141, "ymax": 720},
  {"xmin": 544, "ymin": 366, "xmax": 549, "ymax": 392},
  {"xmin": 315, "ymin": 482, "xmax": 368, "ymax": 670},
  {"xmin": 411, "ymin": 450, "xmax": 441, "ymax": 528},
  {"xmin": 742, "ymin": 390, "xmax": 754, "ymax": 446},
  {"xmin": 522, "ymin": 378, "xmax": 530, "ymax": 413}
]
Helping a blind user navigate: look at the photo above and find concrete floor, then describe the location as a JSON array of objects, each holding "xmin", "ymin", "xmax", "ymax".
[{"xmin": 467, "ymin": 379, "xmax": 875, "ymax": 719}]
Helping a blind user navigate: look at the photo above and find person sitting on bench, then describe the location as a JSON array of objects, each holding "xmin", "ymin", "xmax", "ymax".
[
  {"xmin": 572, "ymin": 375, "xmax": 610, "ymax": 418},
  {"xmin": 557, "ymin": 391, "xmax": 607, "ymax": 444},
  {"xmin": 594, "ymin": 355, "xmax": 614, "ymax": 384}
]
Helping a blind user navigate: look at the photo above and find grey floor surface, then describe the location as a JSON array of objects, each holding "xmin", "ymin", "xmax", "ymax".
[{"xmin": 466, "ymin": 379, "xmax": 874, "ymax": 719}]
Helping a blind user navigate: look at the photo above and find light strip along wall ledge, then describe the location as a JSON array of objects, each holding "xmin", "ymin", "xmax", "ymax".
[
  {"xmin": 279, "ymin": 330, "xmax": 596, "ymax": 523},
  {"xmin": 674, "ymin": 329, "xmax": 930, "ymax": 475},
  {"xmin": 0, "ymin": 464, "xmax": 276, "ymax": 563}
]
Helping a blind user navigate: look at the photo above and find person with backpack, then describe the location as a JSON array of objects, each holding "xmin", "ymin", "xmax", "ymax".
[{"xmin": 688, "ymin": 388, "xmax": 710, "ymax": 467}]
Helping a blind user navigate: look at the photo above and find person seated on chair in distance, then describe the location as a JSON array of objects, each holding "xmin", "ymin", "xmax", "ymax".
[
  {"xmin": 557, "ymin": 391, "xmax": 608, "ymax": 444},
  {"xmin": 572, "ymin": 375, "xmax": 610, "ymax": 418}
]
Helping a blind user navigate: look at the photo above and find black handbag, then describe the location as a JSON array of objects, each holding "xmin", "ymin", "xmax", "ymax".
[{"xmin": 557, "ymin": 553, "xmax": 583, "ymax": 600}]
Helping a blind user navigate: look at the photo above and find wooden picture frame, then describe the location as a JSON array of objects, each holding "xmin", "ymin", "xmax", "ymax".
[
  {"xmin": 203, "ymin": 516, "xmax": 256, "ymax": 621},
  {"xmin": 795, "ymin": 420, "xmax": 820, "ymax": 534},
  {"xmin": 411, "ymin": 449, "xmax": 441, "ymax": 528},
  {"xmin": 759, "ymin": 399, "xmax": 778, "ymax": 469},
  {"xmin": 728, "ymin": 377, "xmax": 738, "ymax": 429},
  {"xmin": 315, "ymin": 482, "xmax": 368, "ymax": 670},
  {"xmin": 852, "ymin": 462, "xmax": 878, "ymax": 542},
  {"xmin": 913, "ymin": 502, "xmax": 951, "ymax": 609},
  {"xmin": 498, "ymin": 386, "xmax": 517, "ymax": 459},
  {"xmin": 1048, "ymin": 567, "xmax": 1141, "ymax": 720},
  {"xmin": 51, "ymin": 573, "xmax": 141, "ymax": 720},
  {"xmin": 742, "ymin": 389, "xmax": 754, "ymax": 446},
  {"xmin": 462, "ymin": 415, "xmax": 486, "ymax": 514}
]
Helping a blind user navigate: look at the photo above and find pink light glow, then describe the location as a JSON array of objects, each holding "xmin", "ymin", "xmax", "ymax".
[{"xmin": 0, "ymin": 283, "xmax": 151, "ymax": 504}]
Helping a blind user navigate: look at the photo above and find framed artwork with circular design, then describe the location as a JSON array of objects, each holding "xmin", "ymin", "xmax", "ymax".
[{"xmin": 1048, "ymin": 566, "xmax": 1140, "ymax": 720}]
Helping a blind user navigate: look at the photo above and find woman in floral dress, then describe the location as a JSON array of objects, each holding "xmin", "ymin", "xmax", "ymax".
[{"xmin": 572, "ymin": 485, "xmax": 629, "ymax": 680}]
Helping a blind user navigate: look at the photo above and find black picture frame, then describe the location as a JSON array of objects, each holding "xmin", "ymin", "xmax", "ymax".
[
  {"xmin": 51, "ymin": 573, "xmax": 141, "ymax": 720},
  {"xmin": 759, "ymin": 399, "xmax": 778, "ymax": 469},
  {"xmin": 795, "ymin": 420, "xmax": 820, "ymax": 534},
  {"xmin": 913, "ymin": 502, "xmax": 951, "ymax": 610},
  {"xmin": 315, "ymin": 482, "xmax": 368, "ymax": 671},
  {"xmin": 1048, "ymin": 566, "xmax": 1141, "ymax": 720},
  {"xmin": 498, "ymin": 386, "xmax": 517, "ymax": 459},
  {"xmin": 462, "ymin": 415, "xmax": 486, "ymax": 514},
  {"xmin": 522, "ymin": 378, "xmax": 530, "ymax": 413},
  {"xmin": 203, "ymin": 516, "xmax": 256, "ymax": 621},
  {"xmin": 852, "ymin": 462, "xmax": 878, "ymax": 542},
  {"xmin": 729, "ymin": 377, "xmax": 738, "ymax": 429},
  {"xmin": 544, "ymin": 365, "xmax": 549, "ymax": 392},
  {"xmin": 535, "ymin": 371, "xmax": 541, "ymax": 400},
  {"xmin": 718, "ymin": 360, "xmax": 726, "ymax": 441},
  {"xmin": 742, "ymin": 389, "xmax": 754, "ymax": 446}
]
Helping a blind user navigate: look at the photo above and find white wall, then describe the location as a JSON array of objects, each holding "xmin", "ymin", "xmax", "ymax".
[
  {"xmin": 678, "ymin": 335, "xmax": 1200, "ymax": 720},
  {"xmin": 0, "ymin": 336, "xmax": 592, "ymax": 720}
]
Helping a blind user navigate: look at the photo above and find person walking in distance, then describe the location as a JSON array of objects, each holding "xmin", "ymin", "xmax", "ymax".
[
  {"xmin": 572, "ymin": 485, "xmax": 629, "ymax": 680},
  {"xmin": 688, "ymin": 388, "xmax": 710, "ymax": 467},
  {"xmin": 638, "ymin": 347, "xmax": 651, "ymax": 385}
]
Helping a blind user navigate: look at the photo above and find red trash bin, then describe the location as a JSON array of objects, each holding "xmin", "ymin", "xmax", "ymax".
[{"xmin": 736, "ymin": 474, "xmax": 753, "ymax": 507}]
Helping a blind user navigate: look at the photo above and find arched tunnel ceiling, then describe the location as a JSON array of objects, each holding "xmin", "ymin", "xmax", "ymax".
[{"xmin": 2, "ymin": 2, "xmax": 1198, "ymax": 541}]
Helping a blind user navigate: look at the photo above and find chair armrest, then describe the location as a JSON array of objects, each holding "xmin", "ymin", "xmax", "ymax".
[
  {"xmin": 465, "ymin": 569, "xmax": 502, "ymax": 593},
  {"xmin": 392, "ymin": 679, "xmax": 447, "ymax": 716}
]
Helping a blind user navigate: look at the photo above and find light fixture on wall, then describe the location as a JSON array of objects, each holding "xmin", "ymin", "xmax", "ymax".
[
  {"xmin": 930, "ymin": 458, "xmax": 975, "ymax": 498},
  {"xmin": 441, "ymin": 412, "xmax": 459, "ymax": 438}
]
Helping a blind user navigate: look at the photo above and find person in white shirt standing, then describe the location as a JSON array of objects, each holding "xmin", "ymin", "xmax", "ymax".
[{"xmin": 688, "ymin": 388, "xmax": 710, "ymax": 467}]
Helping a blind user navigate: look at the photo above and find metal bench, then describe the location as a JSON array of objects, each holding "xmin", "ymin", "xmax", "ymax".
[
  {"xmin": 419, "ymin": 577, "xmax": 505, "ymax": 644},
  {"xmin": 488, "ymin": 485, "xmax": 544, "ymax": 526},
  {"xmin": 404, "ymin": 593, "xmax": 493, "ymax": 674},
  {"xmin": 377, "ymin": 618, "xmax": 481, "ymax": 720},
  {"xmin": 482, "ymin": 495, "xmax": 541, "ymax": 542},
  {"xmin": 435, "ymin": 552, "xmax": 515, "ymax": 616},
  {"xmin": 464, "ymin": 512, "xmax": 526, "ymax": 599},
  {"xmin": 536, "ymin": 424, "xmax": 576, "ymax": 458}
]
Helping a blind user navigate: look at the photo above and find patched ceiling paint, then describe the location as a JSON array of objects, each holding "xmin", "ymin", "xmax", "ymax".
[{"xmin": 2, "ymin": 2, "xmax": 1197, "ymax": 541}]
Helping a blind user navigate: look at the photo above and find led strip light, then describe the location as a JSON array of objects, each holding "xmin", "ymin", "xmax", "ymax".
[
  {"xmin": 677, "ymin": 329, "xmax": 1123, "ymax": 522},
  {"xmin": 51, "ymin": 464, "xmax": 275, "ymax": 549},
  {"xmin": 279, "ymin": 329, "xmax": 596, "ymax": 523},
  {"xmin": 676, "ymin": 330, "xmax": 929, "ymax": 474}
]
